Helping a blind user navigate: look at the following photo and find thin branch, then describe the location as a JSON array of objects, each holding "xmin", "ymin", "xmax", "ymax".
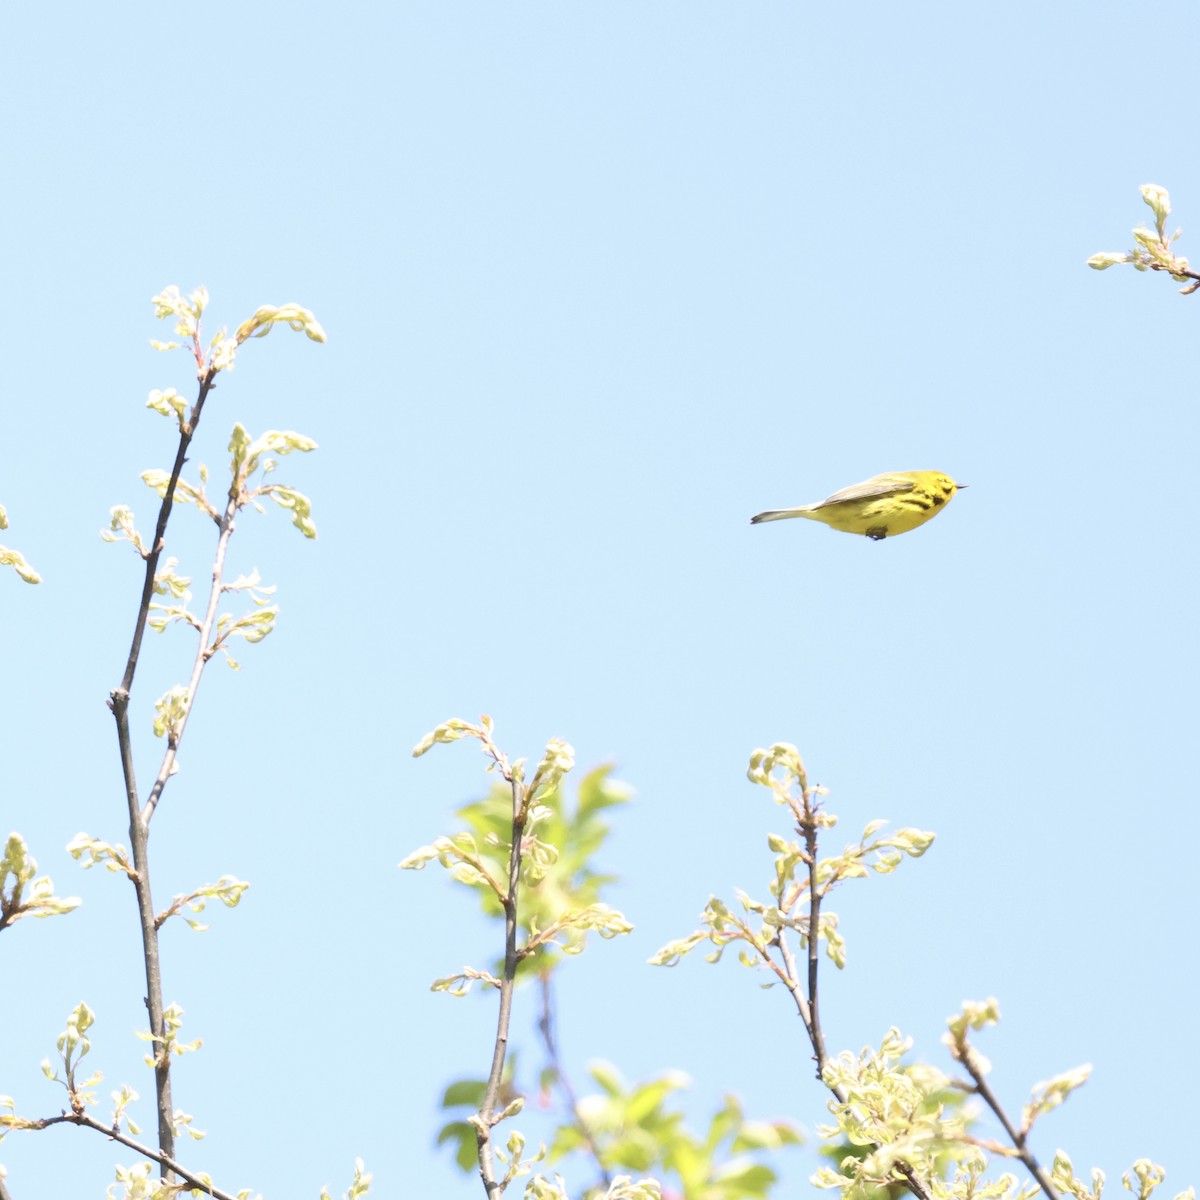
[
  {"xmin": 894, "ymin": 1162, "xmax": 935, "ymax": 1200},
  {"xmin": 800, "ymin": 795, "xmax": 832, "ymax": 1083},
  {"xmin": 112, "ymin": 366, "xmax": 217, "ymax": 707},
  {"xmin": 780, "ymin": 784, "xmax": 931, "ymax": 1200},
  {"xmin": 536, "ymin": 974, "xmax": 613, "ymax": 1192},
  {"xmin": 959, "ymin": 1131, "xmax": 1023, "ymax": 1157},
  {"xmin": 106, "ymin": 365, "xmax": 216, "ymax": 1174},
  {"xmin": 143, "ymin": 491, "xmax": 238, "ymax": 823},
  {"xmin": 123, "ymin": 810, "xmax": 174, "ymax": 1169},
  {"xmin": 476, "ymin": 769, "xmax": 527, "ymax": 1198},
  {"xmin": 776, "ymin": 929, "xmax": 842, "ymax": 1101},
  {"xmin": 1147, "ymin": 260, "xmax": 1200, "ymax": 285},
  {"xmin": 22, "ymin": 1111, "xmax": 243, "ymax": 1200},
  {"xmin": 774, "ymin": 784, "xmax": 843, "ymax": 1097},
  {"xmin": 956, "ymin": 1051, "xmax": 1059, "ymax": 1200}
]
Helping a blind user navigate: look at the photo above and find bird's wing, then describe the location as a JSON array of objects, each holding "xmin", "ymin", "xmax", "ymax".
[{"xmin": 813, "ymin": 474, "xmax": 916, "ymax": 508}]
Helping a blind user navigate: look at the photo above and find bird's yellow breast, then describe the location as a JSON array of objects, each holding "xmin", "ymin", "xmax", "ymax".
[{"xmin": 802, "ymin": 472, "xmax": 959, "ymax": 539}]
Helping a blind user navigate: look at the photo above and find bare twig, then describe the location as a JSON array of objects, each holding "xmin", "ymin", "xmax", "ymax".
[
  {"xmin": 536, "ymin": 974, "xmax": 613, "ymax": 1192},
  {"xmin": 954, "ymin": 1054, "xmax": 1059, "ymax": 1199},
  {"xmin": 21, "ymin": 1111, "xmax": 242, "ymax": 1200}
]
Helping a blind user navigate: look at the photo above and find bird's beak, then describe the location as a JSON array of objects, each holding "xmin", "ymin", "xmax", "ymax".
[{"xmin": 956, "ymin": 483, "xmax": 968, "ymax": 489}]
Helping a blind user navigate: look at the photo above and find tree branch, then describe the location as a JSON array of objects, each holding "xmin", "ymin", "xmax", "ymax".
[
  {"xmin": 111, "ymin": 367, "xmax": 216, "ymax": 708},
  {"xmin": 781, "ymin": 783, "xmax": 931, "ymax": 1200},
  {"xmin": 1147, "ymin": 260, "xmax": 1200, "ymax": 285},
  {"xmin": 22, "ymin": 1111, "xmax": 242, "ymax": 1200},
  {"xmin": 536, "ymin": 974, "xmax": 612, "ymax": 1192},
  {"xmin": 143, "ymin": 491, "xmax": 238, "ymax": 823},
  {"xmin": 106, "ymin": 366, "xmax": 216, "ymax": 1174},
  {"xmin": 800, "ymin": 801, "xmax": 832, "ymax": 1084},
  {"xmin": 955, "ymin": 1052, "xmax": 1059, "ymax": 1199},
  {"xmin": 476, "ymin": 769, "xmax": 527, "ymax": 1198}
]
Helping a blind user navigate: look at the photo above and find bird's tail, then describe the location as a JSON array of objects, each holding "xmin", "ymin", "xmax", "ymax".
[{"xmin": 750, "ymin": 507, "xmax": 814, "ymax": 525}]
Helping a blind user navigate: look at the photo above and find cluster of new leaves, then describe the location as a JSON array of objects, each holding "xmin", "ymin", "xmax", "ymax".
[
  {"xmin": 148, "ymin": 285, "xmax": 325, "ymax": 375},
  {"xmin": 0, "ymin": 1004, "xmax": 103, "ymax": 1127},
  {"xmin": 649, "ymin": 742, "xmax": 933, "ymax": 982},
  {"xmin": 811, "ymin": 1028, "xmax": 981, "ymax": 1200},
  {"xmin": 0, "ymin": 1003, "xmax": 204, "ymax": 1136},
  {"xmin": 0, "ymin": 502, "xmax": 41, "ymax": 583},
  {"xmin": 438, "ymin": 1067, "xmax": 524, "ymax": 1173},
  {"xmin": 101, "ymin": 287, "xmax": 321, "ymax": 692},
  {"xmin": 437, "ymin": 1036, "xmax": 804, "ymax": 1199},
  {"xmin": 549, "ymin": 1063, "xmax": 802, "ymax": 1200},
  {"xmin": 457, "ymin": 761, "xmax": 632, "ymax": 968},
  {"xmin": 0, "ymin": 834, "xmax": 80, "ymax": 932},
  {"xmin": 134, "ymin": 1003, "xmax": 203, "ymax": 1079},
  {"xmin": 1049, "ymin": 1156, "xmax": 1191, "ymax": 1200},
  {"xmin": 65, "ymin": 834, "xmax": 248, "ymax": 932},
  {"xmin": 526, "ymin": 1180, "xmax": 661, "ymax": 1200},
  {"xmin": 1088, "ymin": 184, "xmax": 1199, "ymax": 294},
  {"xmin": 434, "ymin": 1072, "xmax": 669, "ymax": 1200},
  {"xmin": 319, "ymin": 1159, "xmax": 373, "ymax": 1200},
  {"xmin": 103, "ymin": 421, "xmax": 317, "ymax": 676},
  {"xmin": 404, "ymin": 718, "xmax": 634, "ymax": 993}
]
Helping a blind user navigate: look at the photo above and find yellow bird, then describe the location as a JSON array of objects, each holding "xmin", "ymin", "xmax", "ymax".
[{"xmin": 751, "ymin": 470, "xmax": 965, "ymax": 540}]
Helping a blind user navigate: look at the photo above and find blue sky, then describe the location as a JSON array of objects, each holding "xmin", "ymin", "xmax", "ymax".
[{"xmin": 3, "ymin": 2, "xmax": 1198, "ymax": 1197}]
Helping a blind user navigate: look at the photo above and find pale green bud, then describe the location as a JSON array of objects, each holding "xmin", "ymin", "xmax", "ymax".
[
  {"xmin": 208, "ymin": 333, "xmax": 238, "ymax": 374},
  {"xmin": 412, "ymin": 717, "xmax": 477, "ymax": 757},
  {"xmin": 1087, "ymin": 251, "xmax": 1132, "ymax": 270},
  {"xmin": 234, "ymin": 302, "xmax": 327, "ymax": 344},
  {"xmin": 268, "ymin": 486, "xmax": 317, "ymax": 538},
  {"xmin": 0, "ymin": 545, "xmax": 41, "ymax": 584},
  {"xmin": 1124, "ymin": 1160, "xmax": 1166, "ymax": 1200},
  {"xmin": 147, "ymin": 387, "xmax": 187, "ymax": 419},
  {"xmin": 153, "ymin": 685, "xmax": 191, "ymax": 740},
  {"xmin": 1140, "ymin": 183, "xmax": 1171, "ymax": 232}
]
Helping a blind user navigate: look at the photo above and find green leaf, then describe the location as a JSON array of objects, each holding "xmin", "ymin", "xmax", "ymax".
[
  {"xmin": 435, "ymin": 1119, "xmax": 479, "ymax": 1173},
  {"xmin": 441, "ymin": 1079, "xmax": 488, "ymax": 1109}
]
